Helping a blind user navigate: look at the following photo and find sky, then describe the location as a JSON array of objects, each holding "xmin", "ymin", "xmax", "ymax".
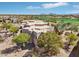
[{"xmin": 0, "ymin": 2, "xmax": 79, "ymax": 15}]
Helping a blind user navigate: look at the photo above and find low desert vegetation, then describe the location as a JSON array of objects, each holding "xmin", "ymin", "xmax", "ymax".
[
  {"xmin": 0, "ymin": 15, "xmax": 79, "ymax": 57},
  {"xmin": 0, "ymin": 36, "xmax": 4, "ymax": 43},
  {"xmin": 12, "ymin": 33, "xmax": 31, "ymax": 49},
  {"xmin": 37, "ymin": 32, "xmax": 64, "ymax": 56},
  {"xmin": 67, "ymin": 33, "xmax": 78, "ymax": 46}
]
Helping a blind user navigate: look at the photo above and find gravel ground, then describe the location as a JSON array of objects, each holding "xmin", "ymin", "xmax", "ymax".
[{"xmin": 0, "ymin": 36, "xmax": 29, "ymax": 57}]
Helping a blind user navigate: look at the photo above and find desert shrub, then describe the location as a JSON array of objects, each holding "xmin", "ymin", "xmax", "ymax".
[
  {"xmin": 9, "ymin": 26, "xmax": 19, "ymax": 33},
  {"xmin": 37, "ymin": 32, "xmax": 64, "ymax": 56},
  {"xmin": 68, "ymin": 33, "xmax": 78, "ymax": 41},
  {"xmin": 12, "ymin": 33, "xmax": 30, "ymax": 43},
  {"xmin": 0, "ymin": 36, "xmax": 4, "ymax": 43},
  {"xmin": 67, "ymin": 33, "xmax": 78, "ymax": 46},
  {"xmin": 2, "ymin": 23, "xmax": 13, "ymax": 29}
]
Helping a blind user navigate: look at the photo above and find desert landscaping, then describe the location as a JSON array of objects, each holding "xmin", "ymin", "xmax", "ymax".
[{"xmin": 0, "ymin": 15, "xmax": 79, "ymax": 57}]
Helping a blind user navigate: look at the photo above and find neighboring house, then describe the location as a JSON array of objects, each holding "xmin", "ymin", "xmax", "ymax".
[
  {"xmin": 21, "ymin": 20, "xmax": 54, "ymax": 44},
  {"xmin": 21, "ymin": 20, "xmax": 54, "ymax": 34},
  {"xmin": 11, "ymin": 17, "xmax": 18, "ymax": 23},
  {"xmin": 0, "ymin": 16, "xmax": 11, "ymax": 23},
  {"xmin": 21, "ymin": 20, "xmax": 55, "ymax": 48}
]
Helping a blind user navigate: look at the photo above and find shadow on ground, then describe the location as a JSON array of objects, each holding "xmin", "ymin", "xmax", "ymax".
[
  {"xmin": 1, "ymin": 43, "xmax": 35, "ymax": 54},
  {"xmin": 25, "ymin": 43, "xmax": 35, "ymax": 50},
  {"xmin": 1, "ymin": 46, "xmax": 20, "ymax": 54}
]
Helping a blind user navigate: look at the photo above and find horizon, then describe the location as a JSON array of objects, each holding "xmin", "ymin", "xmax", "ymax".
[{"xmin": 0, "ymin": 2, "xmax": 79, "ymax": 15}]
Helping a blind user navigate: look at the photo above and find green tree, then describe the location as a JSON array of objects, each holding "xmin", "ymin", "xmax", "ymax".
[{"xmin": 37, "ymin": 32, "xmax": 63, "ymax": 56}]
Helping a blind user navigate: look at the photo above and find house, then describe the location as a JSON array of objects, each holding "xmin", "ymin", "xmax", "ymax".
[
  {"xmin": 21, "ymin": 20, "xmax": 54, "ymax": 38},
  {"xmin": 11, "ymin": 16, "xmax": 18, "ymax": 23},
  {"xmin": 21, "ymin": 20, "xmax": 54, "ymax": 33},
  {"xmin": 21, "ymin": 20, "xmax": 54, "ymax": 48}
]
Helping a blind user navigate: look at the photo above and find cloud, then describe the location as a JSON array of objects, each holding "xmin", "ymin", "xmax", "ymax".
[
  {"xmin": 27, "ymin": 6, "xmax": 41, "ymax": 9},
  {"xmin": 26, "ymin": 2, "xmax": 68, "ymax": 9},
  {"xmin": 41, "ymin": 2, "xmax": 68, "ymax": 8}
]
